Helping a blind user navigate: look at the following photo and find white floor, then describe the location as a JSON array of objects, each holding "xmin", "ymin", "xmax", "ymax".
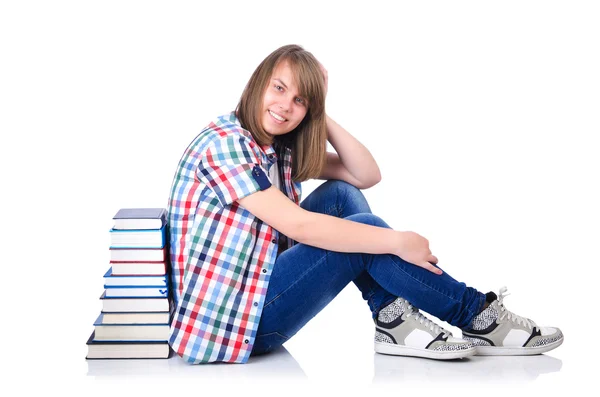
[
  {"xmin": 85, "ymin": 345, "xmax": 565, "ymax": 385},
  {"xmin": 80, "ymin": 340, "xmax": 574, "ymax": 396},
  {"xmin": 4, "ymin": 2, "xmax": 598, "ymax": 396},
  {"xmin": 75, "ymin": 286, "xmax": 589, "ymax": 396}
]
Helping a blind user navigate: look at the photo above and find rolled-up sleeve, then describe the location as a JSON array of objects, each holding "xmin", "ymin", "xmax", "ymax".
[{"xmin": 197, "ymin": 134, "xmax": 272, "ymax": 207}]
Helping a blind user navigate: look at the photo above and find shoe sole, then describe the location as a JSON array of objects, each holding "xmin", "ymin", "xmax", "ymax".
[
  {"xmin": 374, "ymin": 342, "xmax": 476, "ymax": 360},
  {"xmin": 475, "ymin": 336, "xmax": 564, "ymax": 356}
]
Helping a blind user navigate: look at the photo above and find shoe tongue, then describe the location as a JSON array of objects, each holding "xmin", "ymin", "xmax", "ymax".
[
  {"xmin": 408, "ymin": 304, "xmax": 420, "ymax": 316},
  {"xmin": 400, "ymin": 303, "xmax": 419, "ymax": 321},
  {"xmin": 485, "ymin": 291, "xmax": 498, "ymax": 303}
]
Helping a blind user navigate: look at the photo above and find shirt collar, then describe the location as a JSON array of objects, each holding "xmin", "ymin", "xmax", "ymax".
[{"xmin": 229, "ymin": 111, "xmax": 278, "ymax": 160}]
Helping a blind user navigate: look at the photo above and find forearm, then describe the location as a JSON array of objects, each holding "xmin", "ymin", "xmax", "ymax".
[
  {"xmin": 296, "ymin": 211, "xmax": 398, "ymax": 255},
  {"xmin": 326, "ymin": 115, "xmax": 381, "ymax": 184}
]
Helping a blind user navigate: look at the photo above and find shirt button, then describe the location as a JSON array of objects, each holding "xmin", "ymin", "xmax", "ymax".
[
  {"xmin": 262, "ymin": 269, "xmax": 267, "ymax": 273},
  {"xmin": 244, "ymin": 339, "xmax": 249, "ymax": 344},
  {"xmin": 272, "ymin": 238, "xmax": 277, "ymax": 243},
  {"xmin": 254, "ymin": 302, "xmax": 258, "ymax": 307}
]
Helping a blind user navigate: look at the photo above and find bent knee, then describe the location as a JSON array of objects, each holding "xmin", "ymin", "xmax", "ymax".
[
  {"xmin": 345, "ymin": 213, "xmax": 391, "ymax": 229},
  {"xmin": 324, "ymin": 179, "xmax": 362, "ymax": 195},
  {"xmin": 326, "ymin": 179, "xmax": 370, "ymax": 206},
  {"xmin": 324, "ymin": 179, "xmax": 355, "ymax": 190}
]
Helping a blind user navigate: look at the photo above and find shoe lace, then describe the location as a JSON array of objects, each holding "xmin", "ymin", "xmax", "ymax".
[
  {"xmin": 497, "ymin": 286, "xmax": 537, "ymax": 330},
  {"xmin": 404, "ymin": 301, "xmax": 452, "ymax": 337}
]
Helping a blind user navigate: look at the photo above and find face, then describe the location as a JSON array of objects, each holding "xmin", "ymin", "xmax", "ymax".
[{"xmin": 260, "ymin": 60, "xmax": 308, "ymax": 138}]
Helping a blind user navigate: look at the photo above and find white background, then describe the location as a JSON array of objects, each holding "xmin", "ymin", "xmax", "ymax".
[{"xmin": 1, "ymin": 0, "xmax": 598, "ymax": 395}]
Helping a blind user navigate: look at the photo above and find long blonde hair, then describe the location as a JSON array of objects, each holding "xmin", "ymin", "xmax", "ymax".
[{"xmin": 236, "ymin": 44, "xmax": 327, "ymax": 183}]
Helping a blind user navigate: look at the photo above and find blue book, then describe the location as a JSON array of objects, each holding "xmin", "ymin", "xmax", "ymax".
[
  {"xmin": 93, "ymin": 314, "xmax": 170, "ymax": 341},
  {"xmin": 104, "ymin": 285, "xmax": 169, "ymax": 298},
  {"xmin": 109, "ymin": 224, "xmax": 166, "ymax": 249},
  {"xmin": 103, "ymin": 268, "xmax": 168, "ymax": 287},
  {"xmin": 112, "ymin": 208, "xmax": 167, "ymax": 230}
]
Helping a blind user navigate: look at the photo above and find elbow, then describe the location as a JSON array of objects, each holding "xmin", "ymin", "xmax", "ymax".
[
  {"xmin": 360, "ymin": 173, "xmax": 382, "ymax": 190},
  {"xmin": 373, "ymin": 168, "xmax": 382, "ymax": 184},
  {"xmin": 372, "ymin": 172, "xmax": 382, "ymax": 186}
]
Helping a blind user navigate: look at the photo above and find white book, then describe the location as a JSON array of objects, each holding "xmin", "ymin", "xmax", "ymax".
[
  {"xmin": 110, "ymin": 247, "xmax": 166, "ymax": 262},
  {"xmin": 103, "ymin": 268, "xmax": 168, "ymax": 286},
  {"xmin": 100, "ymin": 292, "xmax": 170, "ymax": 312},
  {"xmin": 109, "ymin": 226, "xmax": 166, "ymax": 248},
  {"xmin": 93, "ymin": 314, "xmax": 169, "ymax": 341},
  {"xmin": 104, "ymin": 286, "xmax": 168, "ymax": 298},
  {"xmin": 110, "ymin": 262, "xmax": 167, "ymax": 276},
  {"xmin": 100, "ymin": 312, "xmax": 171, "ymax": 324}
]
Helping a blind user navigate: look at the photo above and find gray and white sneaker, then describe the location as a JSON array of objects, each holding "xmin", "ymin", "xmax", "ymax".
[
  {"xmin": 462, "ymin": 286, "xmax": 564, "ymax": 355},
  {"xmin": 374, "ymin": 297, "xmax": 476, "ymax": 360}
]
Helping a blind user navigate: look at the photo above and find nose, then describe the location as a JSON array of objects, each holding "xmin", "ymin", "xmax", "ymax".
[{"xmin": 279, "ymin": 95, "xmax": 295, "ymax": 112}]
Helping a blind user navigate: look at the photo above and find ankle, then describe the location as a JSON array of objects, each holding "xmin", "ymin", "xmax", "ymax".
[{"xmin": 479, "ymin": 291, "xmax": 497, "ymax": 314}]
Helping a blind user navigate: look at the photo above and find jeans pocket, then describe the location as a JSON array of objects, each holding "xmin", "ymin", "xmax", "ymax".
[{"xmin": 251, "ymin": 332, "xmax": 289, "ymax": 356}]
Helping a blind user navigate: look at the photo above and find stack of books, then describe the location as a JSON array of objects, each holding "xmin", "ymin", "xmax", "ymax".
[{"xmin": 86, "ymin": 208, "xmax": 173, "ymax": 360}]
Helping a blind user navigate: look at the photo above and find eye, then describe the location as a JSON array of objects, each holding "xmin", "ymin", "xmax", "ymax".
[
  {"xmin": 295, "ymin": 97, "xmax": 305, "ymax": 105},
  {"xmin": 275, "ymin": 84, "xmax": 283, "ymax": 91}
]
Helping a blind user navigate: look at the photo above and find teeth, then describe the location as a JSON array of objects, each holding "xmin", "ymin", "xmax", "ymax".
[{"xmin": 269, "ymin": 110, "xmax": 286, "ymax": 121}]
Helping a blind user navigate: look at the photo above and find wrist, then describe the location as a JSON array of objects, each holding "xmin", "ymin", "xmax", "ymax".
[{"xmin": 392, "ymin": 230, "xmax": 407, "ymax": 257}]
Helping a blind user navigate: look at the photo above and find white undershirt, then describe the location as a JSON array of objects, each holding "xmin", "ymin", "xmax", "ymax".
[
  {"xmin": 268, "ymin": 161, "xmax": 281, "ymax": 191},
  {"xmin": 267, "ymin": 160, "xmax": 287, "ymax": 255}
]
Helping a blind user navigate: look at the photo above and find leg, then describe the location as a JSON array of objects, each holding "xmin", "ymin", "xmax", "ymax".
[
  {"xmin": 298, "ymin": 180, "xmax": 397, "ymax": 318},
  {"xmin": 251, "ymin": 211, "xmax": 485, "ymax": 356}
]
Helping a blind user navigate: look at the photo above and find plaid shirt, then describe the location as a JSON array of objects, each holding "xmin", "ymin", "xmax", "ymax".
[{"xmin": 167, "ymin": 112, "xmax": 302, "ymax": 364}]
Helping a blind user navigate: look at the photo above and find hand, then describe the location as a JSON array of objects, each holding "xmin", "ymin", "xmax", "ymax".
[
  {"xmin": 318, "ymin": 61, "xmax": 328, "ymax": 98},
  {"xmin": 394, "ymin": 231, "xmax": 442, "ymax": 275}
]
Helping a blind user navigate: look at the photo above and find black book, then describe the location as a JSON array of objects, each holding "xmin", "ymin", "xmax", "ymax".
[
  {"xmin": 112, "ymin": 208, "xmax": 167, "ymax": 230},
  {"xmin": 86, "ymin": 331, "xmax": 171, "ymax": 359}
]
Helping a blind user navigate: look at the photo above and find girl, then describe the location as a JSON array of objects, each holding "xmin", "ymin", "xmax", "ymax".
[{"xmin": 167, "ymin": 44, "xmax": 563, "ymax": 364}]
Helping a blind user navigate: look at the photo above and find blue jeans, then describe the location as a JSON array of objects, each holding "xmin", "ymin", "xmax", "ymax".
[{"xmin": 250, "ymin": 180, "xmax": 486, "ymax": 356}]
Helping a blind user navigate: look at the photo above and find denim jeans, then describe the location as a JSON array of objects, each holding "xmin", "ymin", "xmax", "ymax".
[{"xmin": 250, "ymin": 180, "xmax": 486, "ymax": 356}]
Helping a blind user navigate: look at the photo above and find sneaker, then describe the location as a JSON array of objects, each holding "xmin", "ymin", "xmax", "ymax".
[
  {"xmin": 374, "ymin": 297, "xmax": 476, "ymax": 360},
  {"xmin": 462, "ymin": 286, "xmax": 564, "ymax": 355}
]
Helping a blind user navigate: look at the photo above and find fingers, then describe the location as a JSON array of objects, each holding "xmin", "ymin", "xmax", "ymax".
[
  {"xmin": 318, "ymin": 62, "xmax": 328, "ymax": 88},
  {"xmin": 421, "ymin": 262, "xmax": 443, "ymax": 275},
  {"xmin": 428, "ymin": 255, "xmax": 438, "ymax": 264},
  {"xmin": 318, "ymin": 61, "xmax": 328, "ymax": 76}
]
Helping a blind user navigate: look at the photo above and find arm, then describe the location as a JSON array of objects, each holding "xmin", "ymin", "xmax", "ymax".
[
  {"xmin": 316, "ymin": 62, "xmax": 381, "ymax": 188},
  {"xmin": 238, "ymin": 186, "xmax": 396, "ymax": 254},
  {"xmin": 237, "ymin": 187, "xmax": 441, "ymax": 274},
  {"xmin": 322, "ymin": 115, "xmax": 382, "ymax": 189},
  {"xmin": 298, "ymin": 206, "xmax": 398, "ymax": 255}
]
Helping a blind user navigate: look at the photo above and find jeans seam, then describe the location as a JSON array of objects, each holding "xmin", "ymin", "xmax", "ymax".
[
  {"xmin": 256, "ymin": 331, "xmax": 290, "ymax": 340},
  {"xmin": 464, "ymin": 293, "xmax": 486, "ymax": 330},
  {"xmin": 388, "ymin": 254, "xmax": 461, "ymax": 303},
  {"xmin": 263, "ymin": 250, "xmax": 331, "ymax": 309},
  {"xmin": 326, "ymin": 204, "xmax": 339, "ymax": 217},
  {"xmin": 373, "ymin": 296, "xmax": 398, "ymax": 319}
]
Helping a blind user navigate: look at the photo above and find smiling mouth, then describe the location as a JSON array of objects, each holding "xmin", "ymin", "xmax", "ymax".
[{"xmin": 268, "ymin": 110, "xmax": 287, "ymax": 122}]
